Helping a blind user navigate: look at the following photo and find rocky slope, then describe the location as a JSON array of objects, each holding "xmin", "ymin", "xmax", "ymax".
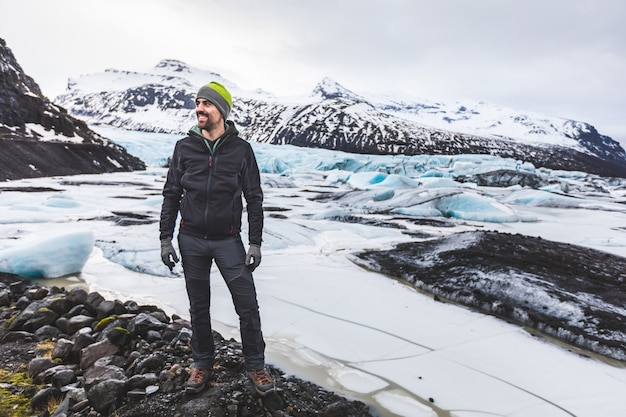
[
  {"xmin": 349, "ymin": 230, "xmax": 626, "ymax": 362},
  {"xmin": 0, "ymin": 273, "xmax": 374, "ymax": 417},
  {"xmin": 54, "ymin": 59, "xmax": 626, "ymax": 178},
  {"xmin": 0, "ymin": 38, "xmax": 145, "ymax": 181}
]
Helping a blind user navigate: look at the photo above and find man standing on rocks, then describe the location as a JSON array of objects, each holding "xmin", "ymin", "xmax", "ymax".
[{"xmin": 159, "ymin": 81, "xmax": 274, "ymax": 396}]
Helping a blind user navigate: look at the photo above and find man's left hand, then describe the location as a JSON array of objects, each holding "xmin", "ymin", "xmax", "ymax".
[{"xmin": 245, "ymin": 244, "xmax": 262, "ymax": 271}]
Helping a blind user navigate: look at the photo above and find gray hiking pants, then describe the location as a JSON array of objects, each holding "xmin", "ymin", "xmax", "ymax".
[{"xmin": 178, "ymin": 233, "xmax": 266, "ymax": 371}]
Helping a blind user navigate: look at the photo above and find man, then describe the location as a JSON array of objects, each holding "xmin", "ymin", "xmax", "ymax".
[{"xmin": 159, "ymin": 81, "xmax": 274, "ymax": 396}]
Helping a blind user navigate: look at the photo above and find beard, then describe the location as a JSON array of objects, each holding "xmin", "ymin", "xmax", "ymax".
[{"xmin": 196, "ymin": 111, "xmax": 220, "ymax": 131}]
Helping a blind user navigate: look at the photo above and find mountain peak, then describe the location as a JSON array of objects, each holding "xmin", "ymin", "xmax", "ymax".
[
  {"xmin": 311, "ymin": 77, "xmax": 362, "ymax": 101},
  {"xmin": 155, "ymin": 59, "xmax": 191, "ymax": 73},
  {"xmin": 151, "ymin": 60, "xmax": 237, "ymax": 92}
]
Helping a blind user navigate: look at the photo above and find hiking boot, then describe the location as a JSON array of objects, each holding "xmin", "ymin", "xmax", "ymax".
[
  {"xmin": 185, "ymin": 367, "xmax": 211, "ymax": 394},
  {"xmin": 247, "ymin": 368, "xmax": 275, "ymax": 396}
]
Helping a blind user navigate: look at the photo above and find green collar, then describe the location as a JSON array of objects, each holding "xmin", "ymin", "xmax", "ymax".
[{"xmin": 203, "ymin": 137, "xmax": 220, "ymax": 155}]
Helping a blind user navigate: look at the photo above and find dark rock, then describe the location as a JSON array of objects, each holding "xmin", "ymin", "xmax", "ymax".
[
  {"xmin": 28, "ymin": 357, "xmax": 56, "ymax": 380},
  {"xmin": 1, "ymin": 330, "xmax": 36, "ymax": 343},
  {"xmin": 128, "ymin": 312, "xmax": 166, "ymax": 337},
  {"xmin": 145, "ymin": 329, "xmax": 162, "ymax": 342},
  {"xmin": 95, "ymin": 316, "xmax": 125, "ymax": 337},
  {"xmin": 124, "ymin": 300, "xmax": 139, "ymax": 313},
  {"xmin": 147, "ymin": 309, "xmax": 170, "ymax": 324},
  {"xmin": 8, "ymin": 299, "xmax": 45, "ymax": 330},
  {"xmin": 50, "ymin": 394, "xmax": 71, "ymax": 417},
  {"xmin": 39, "ymin": 364, "xmax": 77, "ymax": 385},
  {"xmin": 15, "ymin": 295, "xmax": 30, "ymax": 310},
  {"xmin": 46, "ymin": 294, "xmax": 73, "ymax": 315},
  {"xmin": 93, "ymin": 355, "xmax": 126, "ymax": 370},
  {"xmin": 71, "ymin": 332, "xmax": 95, "ymax": 358},
  {"xmin": 48, "ymin": 286, "xmax": 63, "ymax": 295},
  {"xmin": 96, "ymin": 299, "xmax": 124, "ymax": 320},
  {"xmin": 86, "ymin": 379, "xmax": 126, "ymax": 413},
  {"xmin": 30, "ymin": 385, "xmax": 62, "ymax": 412},
  {"xmin": 70, "ymin": 399, "xmax": 90, "ymax": 412},
  {"xmin": 105, "ymin": 326, "xmax": 131, "ymax": 346},
  {"xmin": 125, "ymin": 351, "xmax": 141, "ymax": 370},
  {"xmin": 134, "ymin": 353, "xmax": 165, "ymax": 374},
  {"xmin": 26, "ymin": 286, "xmax": 49, "ymax": 300},
  {"xmin": 170, "ymin": 327, "xmax": 193, "ymax": 344},
  {"xmin": 0, "ymin": 289, "xmax": 9, "ymax": 306},
  {"xmin": 55, "ymin": 316, "xmax": 68, "ymax": 333},
  {"xmin": 80, "ymin": 338, "xmax": 120, "ymax": 370},
  {"xmin": 66, "ymin": 288, "xmax": 88, "ymax": 305},
  {"xmin": 24, "ymin": 307, "xmax": 59, "ymax": 331},
  {"xmin": 84, "ymin": 292, "xmax": 105, "ymax": 313},
  {"xmin": 51, "ymin": 368, "xmax": 77, "ymax": 388},
  {"xmin": 127, "ymin": 388, "xmax": 148, "ymax": 399},
  {"xmin": 66, "ymin": 304, "xmax": 87, "ymax": 318},
  {"xmin": 34, "ymin": 324, "xmax": 62, "ymax": 341},
  {"xmin": 8, "ymin": 279, "xmax": 26, "ymax": 296},
  {"xmin": 126, "ymin": 373, "xmax": 158, "ymax": 390},
  {"xmin": 455, "ymin": 169, "xmax": 549, "ymax": 188},
  {"xmin": 66, "ymin": 314, "xmax": 95, "ymax": 335},
  {"xmin": 84, "ymin": 364, "xmax": 127, "ymax": 390},
  {"xmin": 52, "ymin": 338, "xmax": 74, "ymax": 362},
  {"xmin": 64, "ymin": 386, "xmax": 87, "ymax": 403}
]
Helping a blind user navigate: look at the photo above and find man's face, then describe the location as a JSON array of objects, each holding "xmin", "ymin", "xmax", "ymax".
[{"xmin": 195, "ymin": 98, "xmax": 222, "ymax": 130}]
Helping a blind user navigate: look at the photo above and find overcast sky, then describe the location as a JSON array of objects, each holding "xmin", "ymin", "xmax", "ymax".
[{"xmin": 4, "ymin": 0, "xmax": 626, "ymax": 146}]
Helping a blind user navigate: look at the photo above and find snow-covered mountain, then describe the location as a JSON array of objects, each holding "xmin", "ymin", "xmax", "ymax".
[
  {"xmin": 55, "ymin": 59, "xmax": 626, "ymax": 178},
  {"xmin": 0, "ymin": 38, "xmax": 145, "ymax": 181}
]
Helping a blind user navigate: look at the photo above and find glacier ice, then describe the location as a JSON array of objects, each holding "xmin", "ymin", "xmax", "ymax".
[{"xmin": 0, "ymin": 226, "xmax": 94, "ymax": 278}]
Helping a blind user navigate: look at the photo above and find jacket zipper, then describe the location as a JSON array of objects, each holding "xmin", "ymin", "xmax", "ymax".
[
  {"xmin": 202, "ymin": 137, "xmax": 224, "ymax": 239},
  {"xmin": 203, "ymin": 139, "xmax": 215, "ymax": 238}
]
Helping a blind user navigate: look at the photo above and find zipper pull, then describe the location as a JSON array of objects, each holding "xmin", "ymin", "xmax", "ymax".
[{"xmin": 209, "ymin": 156, "xmax": 213, "ymax": 168}]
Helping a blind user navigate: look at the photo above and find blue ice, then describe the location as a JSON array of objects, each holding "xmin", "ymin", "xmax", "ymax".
[{"xmin": 0, "ymin": 227, "xmax": 94, "ymax": 278}]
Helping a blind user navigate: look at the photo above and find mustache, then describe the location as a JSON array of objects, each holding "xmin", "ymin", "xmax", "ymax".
[{"xmin": 196, "ymin": 111, "xmax": 209, "ymax": 117}]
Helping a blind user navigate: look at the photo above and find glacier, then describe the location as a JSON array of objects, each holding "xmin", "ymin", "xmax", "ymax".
[
  {"xmin": 0, "ymin": 226, "xmax": 94, "ymax": 278},
  {"xmin": 1, "ymin": 128, "xmax": 626, "ymax": 417}
]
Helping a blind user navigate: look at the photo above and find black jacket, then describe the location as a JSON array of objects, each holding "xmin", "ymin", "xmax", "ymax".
[{"xmin": 160, "ymin": 121, "xmax": 264, "ymax": 246}]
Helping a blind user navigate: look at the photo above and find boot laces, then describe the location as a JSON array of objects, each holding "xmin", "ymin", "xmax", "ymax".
[
  {"xmin": 189, "ymin": 368, "xmax": 208, "ymax": 383},
  {"xmin": 252, "ymin": 369, "xmax": 272, "ymax": 385}
]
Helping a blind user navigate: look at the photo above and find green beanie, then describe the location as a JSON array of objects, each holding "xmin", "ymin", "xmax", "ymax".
[{"xmin": 196, "ymin": 81, "xmax": 233, "ymax": 120}]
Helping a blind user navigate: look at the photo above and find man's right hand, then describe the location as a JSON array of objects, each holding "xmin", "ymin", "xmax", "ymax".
[{"xmin": 160, "ymin": 238, "xmax": 179, "ymax": 272}]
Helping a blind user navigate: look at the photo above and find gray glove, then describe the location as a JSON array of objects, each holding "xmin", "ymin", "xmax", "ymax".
[
  {"xmin": 245, "ymin": 244, "xmax": 261, "ymax": 271},
  {"xmin": 160, "ymin": 238, "xmax": 179, "ymax": 272}
]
